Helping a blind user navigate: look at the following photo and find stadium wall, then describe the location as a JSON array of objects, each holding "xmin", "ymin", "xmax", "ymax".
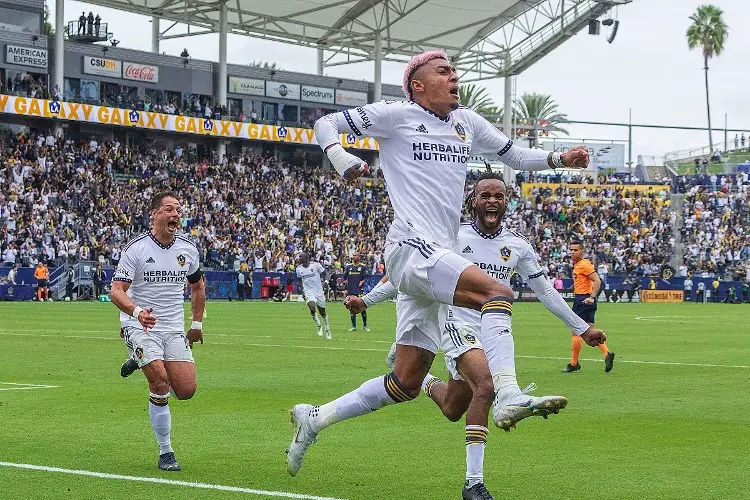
[{"xmin": 1, "ymin": 267, "xmax": 747, "ymax": 302}]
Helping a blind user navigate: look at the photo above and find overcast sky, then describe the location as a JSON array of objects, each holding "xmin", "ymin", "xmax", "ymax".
[{"xmin": 53, "ymin": 0, "xmax": 750, "ymax": 161}]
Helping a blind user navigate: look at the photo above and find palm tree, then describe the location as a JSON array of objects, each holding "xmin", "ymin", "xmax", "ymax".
[
  {"xmin": 687, "ymin": 5, "xmax": 728, "ymax": 150},
  {"xmin": 513, "ymin": 92, "xmax": 569, "ymax": 147},
  {"xmin": 458, "ymin": 84, "xmax": 497, "ymax": 115},
  {"xmin": 249, "ymin": 61, "xmax": 281, "ymax": 70}
]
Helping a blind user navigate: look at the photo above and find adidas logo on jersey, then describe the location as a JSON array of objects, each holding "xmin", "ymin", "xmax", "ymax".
[
  {"xmin": 462, "ymin": 246, "xmax": 473, "ymax": 254},
  {"xmin": 416, "ymin": 124, "xmax": 428, "ymax": 133},
  {"xmin": 146, "ymin": 257, "xmax": 156, "ymax": 263}
]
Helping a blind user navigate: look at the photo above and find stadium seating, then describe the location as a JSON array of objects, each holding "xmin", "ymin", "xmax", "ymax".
[{"xmin": 1, "ymin": 130, "xmax": 748, "ymax": 297}]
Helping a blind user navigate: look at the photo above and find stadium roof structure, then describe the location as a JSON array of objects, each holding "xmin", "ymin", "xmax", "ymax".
[{"xmin": 78, "ymin": 0, "xmax": 630, "ymax": 81}]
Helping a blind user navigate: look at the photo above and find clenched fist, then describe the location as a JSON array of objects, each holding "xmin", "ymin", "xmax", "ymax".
[{"xmin": 562, "ymin": 146, "xmax": 590, "ymax": 169}]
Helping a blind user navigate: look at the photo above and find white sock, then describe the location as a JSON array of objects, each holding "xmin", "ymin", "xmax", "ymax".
[
  {"xmin": 465, "ymin": 425, "xmax": 488, "ymax": 486},
  {"xmin": 149, "ymin": 393, "xmax": 173, "ymax": 455},
  {"xmin": 323, "ymin": 316, "xmax": 330, "ymax": 328},
  {"xmin": 312, "ymin": 314, "xmax": 321, "ymax": 327},
  {"xmin": 309, "ymin": 373, "xmax": 416, "ymax": 434},
  {"xmin": 480, "ymin": 297, "xmax": 521, "ymax": 398}
]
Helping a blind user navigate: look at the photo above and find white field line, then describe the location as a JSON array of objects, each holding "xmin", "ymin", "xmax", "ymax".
[
  {"xmin": 0, "ymin": 462, "xmax": 346, "ymax": 500},
  {"xmin": 0, "ymin": 331, "xmax": 746, "ymax": 369},
  {"xmin": 0, "ymin": 382, "xmax": 59, "ymax": 391}
]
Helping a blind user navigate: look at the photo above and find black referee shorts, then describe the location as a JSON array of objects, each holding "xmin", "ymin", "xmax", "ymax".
[{"xmin": 572, "ymin": 294, "xmax": 597, "ymax": 324}]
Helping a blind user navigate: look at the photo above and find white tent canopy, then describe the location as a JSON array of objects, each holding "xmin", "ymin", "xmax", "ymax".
[{"xmin": 75, "ymin": 0, "xmax": 627, "ymax": 81}]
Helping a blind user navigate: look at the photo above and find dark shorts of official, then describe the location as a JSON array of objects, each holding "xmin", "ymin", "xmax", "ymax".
[
  {"xmin": 37, "ymin": 279, "xmax": 48, "ymax": 289},
  {"xmin": 572, "ymin": 294, "xmax": 597, "ymax": 323}
]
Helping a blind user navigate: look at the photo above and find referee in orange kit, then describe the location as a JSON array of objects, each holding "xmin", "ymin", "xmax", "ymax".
[{"xmin": 563, "ymin": 240, "xmax": 615, "ymax": 373}]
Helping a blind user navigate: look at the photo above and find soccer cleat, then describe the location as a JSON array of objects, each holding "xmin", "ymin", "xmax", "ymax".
[
  {"xmin": 385, "ymin": 342, "xmax": 397, "ymax": 369},
  {"xmin": 325, "ymin": 329, "xmax": 332, "ymax": 340},
  {"xmin": 604, "ymin": 352, "xmax": 615, "ymax": 373},
  {"xmin": 462, "ymin": 482, "xmax": 495, "ymax": 500},
  {"xmin": 120, "ymin": 358, "xmax": 140, "ymax": 378},
  {"xmin": 348, "ymin": 327, "xmax": 357, "ymax": 332},
  {"xmin": 562, "ymin": 363, "xmax": 581, "ymax": 373},
  {"xmin": 363, "ymin": 326, "xmax": 371, "ymax": 332},
  {"xmin": 493, "ymin": 384, "xmax": 568, "ymax": 432},
  {"xmin": 286, "ymin": 404, "xmax": 318, "ymax": 476},
  {"xmin": 158, "ymin": 452, "xmax": 181, "ymax": 471},
  {"xmin": 316, "ymin": 326, "xmax": 323, "ymax": 337}
]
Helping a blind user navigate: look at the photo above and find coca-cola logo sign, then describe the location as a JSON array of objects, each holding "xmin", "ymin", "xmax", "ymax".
[{"xmin": 122, "ymin": 62, "xmax": 159, "ymax": 83}]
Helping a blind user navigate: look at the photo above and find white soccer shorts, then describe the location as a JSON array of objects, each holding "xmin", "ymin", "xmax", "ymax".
[
  {"xmin": 386, "ymin": 237, "xmax": 474, "ymax": 354},
  {"xmin": 304, "ymin": 293, "xmax": 326, "ymax": 309},
  {"xmin": 122, "ymin": 326, "xmax": 195, "ymax": 367},
  {"xmin": 442, "ymin": 319, "xmax": 483, "ymax": 381}
]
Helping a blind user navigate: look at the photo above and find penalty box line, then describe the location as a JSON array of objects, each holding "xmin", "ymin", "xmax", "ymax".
[{"xmin": 0, "ymin": 462, "xmax": 347, "ymax": 500}]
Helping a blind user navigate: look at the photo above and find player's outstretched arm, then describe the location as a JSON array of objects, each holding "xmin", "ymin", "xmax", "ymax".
[
  {"xmin": 467, "ymin": 110, "xmax": 589, "ymax": 171},
  {"xmin": 110, "ymin": 280, "xmax": 157, "ymax": 332},
  {"xmin": 525, "ymin": 274, "xmax": 589, "ymax": 334},
  {"xmin": 314, "ymin": 102, "xmax": 394, "ymax": 181},
  {"xmin": 525, "ymin": 274, "xmax": 606, "ymax": 346}
]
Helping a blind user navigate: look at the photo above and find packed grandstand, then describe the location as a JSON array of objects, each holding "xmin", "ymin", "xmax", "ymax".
[{"xmin": 1, "ymin": 127, "xmax": 748, "ymax": 302}]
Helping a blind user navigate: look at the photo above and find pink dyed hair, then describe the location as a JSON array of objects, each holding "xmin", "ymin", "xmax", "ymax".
[{"xmin": 402, "ymin": 50, "xmax": 449, "ymax": 99}]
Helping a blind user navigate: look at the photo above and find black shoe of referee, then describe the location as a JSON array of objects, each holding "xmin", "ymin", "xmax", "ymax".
[
  {"xmin": 121, "ymin": 358, "xmax": 140, "ymax": 378},
  {"xmin": 604, "ymin": 352, "xmax": 616, "ymax": 373}
]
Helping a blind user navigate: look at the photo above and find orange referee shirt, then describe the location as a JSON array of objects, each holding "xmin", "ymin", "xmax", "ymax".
[
  {"xmin": 573, "ymin": 259, "xmax": 595, "ymax": 295},
  {"xmin": 34, "ymin": 265, "xmax": 49, "ymax": 280}
]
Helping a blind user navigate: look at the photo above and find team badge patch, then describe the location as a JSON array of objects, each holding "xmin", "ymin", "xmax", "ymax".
[
  {"xmin": 453, "ymin": 121, "xmax": 467, "ymax": 141},
  {"xmin": 176, "ymin": 254, "xmax": 186, "ymax": 267},
  {"xmin": 135, "ymin": 346, "xmax": 144, "ymax": 360},
  {"xmin": 500, "ymin": 246, "xmax": 512, "ymax": 262},
  {"xmin": 459, "ymin": 327, "xmax": 478, "ymax": 345}
]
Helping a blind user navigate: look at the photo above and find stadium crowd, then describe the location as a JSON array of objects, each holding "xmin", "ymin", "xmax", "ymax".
[
  {"xmin": 1, "ymin": 128, "xmax": 748, "ymax": 286},
  {"xmin": 680, "ymin": 182, "xmax": 750, "ymax": 280},
  {"xmin": 495, "ymin": 181, "xmax": 677, "ymax": 279},
  {"xmin": 0, "ymin": 129, "xmax": 390, "ymax": 276}
]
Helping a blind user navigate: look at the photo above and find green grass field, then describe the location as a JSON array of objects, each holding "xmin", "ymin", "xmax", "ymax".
[{"xmin": 0, "ymin": 300, "xmax": 748, "ymax": 500}]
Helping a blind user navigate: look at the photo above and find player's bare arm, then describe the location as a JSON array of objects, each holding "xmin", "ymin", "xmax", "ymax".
[
  {"xmin": 111, "ymin": 280, "xmax": 157, "ymax": 331},
  {"xmin": 187, "ymin": 275, "xmax": 205, "ymax": 347}
]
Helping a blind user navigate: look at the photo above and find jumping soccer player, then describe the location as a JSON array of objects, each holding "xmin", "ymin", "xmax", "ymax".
[
  {"xmin": 110, "ymin": 191, "xmax": 205, "ymax": 472},
  {"xmin": 563, "ymin": 241, "xmax": 615, "ymax": 373},
  {"xmin": 296, "ymin": 252, "xmax": 332, "ymax": 340},
  {"xmin": 287, "ymin": 50, "xmax": 602, "ymax": 500}
]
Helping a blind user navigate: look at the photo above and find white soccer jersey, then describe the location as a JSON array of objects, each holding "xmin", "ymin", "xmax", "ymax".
[
  {"xmin": 296, "ymin": 262, "xmax": 325, "ymax": 297},
  {"xmin": 318, "ymin": 101, "xmax": 520, "ymax": 248},
  {"xmin": 449, "ymin": 222, "xmax": 544, "ymax": 326},
  {"xmin": 113, "ymin": 232, "xmax": 201, "ymax": 332}
]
